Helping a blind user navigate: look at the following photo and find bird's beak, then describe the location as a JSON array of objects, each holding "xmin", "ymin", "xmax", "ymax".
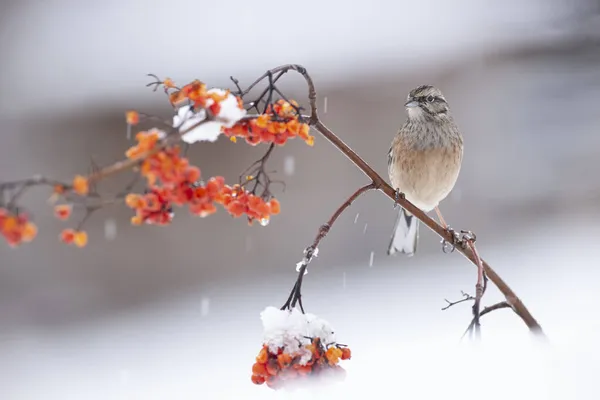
[{"xmin": 404, "ymin": 98, "xmax": 419, "ymax": 108}]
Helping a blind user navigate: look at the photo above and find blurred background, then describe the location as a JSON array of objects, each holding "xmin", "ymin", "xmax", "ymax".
[{"xmin": 2, "ymin": 0, "xmax": 600, "ymax": 398}]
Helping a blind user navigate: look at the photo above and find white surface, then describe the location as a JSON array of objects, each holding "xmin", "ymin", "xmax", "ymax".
[{"xmin": 1, "ymin": 212, "xmax": 599, "ymax": 399}]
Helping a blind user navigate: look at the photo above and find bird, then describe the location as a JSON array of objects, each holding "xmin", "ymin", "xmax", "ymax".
[{"xmin": 387, "ymin": 85, "xmax": 463, "ymax": 256}]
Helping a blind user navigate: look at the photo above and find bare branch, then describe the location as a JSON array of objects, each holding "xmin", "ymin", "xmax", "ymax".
[
  {"xmin": 281, "ymin": 183, "xmax": 376, "ymax": 311},
  {"xmin": 461, "ymin": 301, "xmax": 513, "ymax": 339},
  {"xmin": 442, "ymin": 291, "xmax": 475, "ymax": 311}
]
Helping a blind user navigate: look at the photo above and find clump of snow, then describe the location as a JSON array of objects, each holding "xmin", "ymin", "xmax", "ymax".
[
  {"xmin": 260, "ymin": 306, "xmax": 336, "ymax": 365},
  {"xmin": 210, "ymin": 88, "xmax": 246, "ymax": 125},
  {"xmin": 172, "ymin": 88, "xmax": 246, "ymax": 144}
]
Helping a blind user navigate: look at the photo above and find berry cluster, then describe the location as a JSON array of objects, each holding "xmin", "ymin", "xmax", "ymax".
[
  {"xmin": 251, "ymin": 338, "xmax": 351, "ymax": 390},
  {"xmin": 124, "ymin": 131, "xmax": 281, "ymax": 226},
  {"xmin": 125, "ymin": 188, "xmax": 175, "ymax": 225},
  {"xmin": 72, "ymin": 175, "xmax": 89, "ymax": 196},
  {"xmin": 52, "ymin": 204, "xmax": 88, "ymax": 247},
  {"xmin": 0, "ymin": 208, "xmax": 38, "ymax": 247},
  {"xmin": 1, "ymin": 76, "xmax": 302, "ymax": 248},
  {"xmin": 223, "ymin": 99, "xmax": 314, "ymax": 146},
  {"xmin": 219, "ymin": 184, "xmax": 280, "ymax": 226},
  {"xmin": 60, "ymin": 229, "xmax": 88, "ymax": 247},
  {"xmin": 167, "ymin": 79, "xmax": 244, "ymax": 117}
]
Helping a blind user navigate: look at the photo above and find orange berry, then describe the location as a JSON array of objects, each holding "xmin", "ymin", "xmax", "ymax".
[
  {"xmin": 143, "ymin": 193, "xmax": 161, "ymax": 212},
  {"xmin": 277, "ymin": 353, "xmax": 292, "ymax": 369},
  {"xmin": 208, "ymin": 102, "xmax": 221, "ymax": 116},
  {"xmin": 251, "ymin": 374, "xmax": 265, "ymax": 385},
  {"xmin": 21, "ymin": 222, "xmax": 38, "ymax": 242},
  {"xmin": 73, "ymin": 231, "xmax": 88, "ymax": 248},
  {"xmin": 185, "ymin": 166, "xmax": 201, "ymax": 183},
  {"xmin": 286, "ymin": 119, "xmax": 300, "ymax": 136},
  {"xmin": 295, "ymin": 364, "xmax": 312, "ymax": 376},
  {"xmin": 266, "ymin": 358, "xmax": 279, "ymax": 376},
  {"xmin": 53, "ymin": 184, "xmax": 66, "ymax": 195},
  {"xmin": 273, "ymin": 134, "xmax": 287, "ymax": 146},
  {"xmin": 54, "ymin": 204, "xmax": 72, "ymax": 221},
  {"xmin": 299, "ymin": 123, "xmax": 310, "ymax": 138},
  {"xmin": 190, "ymin": 202, "xmax": 217, "ymax": 218},
  {"xmin": 72, "ymin": 175, "xmax": 89, "ymax": 195},
  {"xmin": 256, "ymin": 347, "xmax": 269, "ymax": 364},
  {"xmin": 2, "ymin": 215, "xmax": 17, "ymax": 231},
  {"xmin": 206, "ymin": 177, "xmax": 224, "ymax": 196},
  {"xmin": 341, "ymin": 347, "xmax": 351, "ymax": 360},
  {"xmin": 169, "ymin": 90, "xmax": 186, "ymax": 105},
  {"xmin": 305, "ymin": 135, "xmax": 315, "ymax": 147},
  {"xmin": 125, "ymin": 194, "xmax": 142, "ymax": 209},
  {"xmin": 125, "ymin": 147, "xmax": 140, "ymax": 159},
  {"xmin": 269, "ymin": 199, "xmax": 280, "ymax": 215},
  {"xmin": 130, "ymin": 215, "xmax": 144, "ymax": 225},
  {"xmin": 325, "ymin": 347, "xmax": 343, "ymax": 365},
  {"xmin": 125, "ymin": 110, "xmax": 140, "ymax": 125},
  {"xmin": 60, "ymin": 229, "xmax": 76, "ymax": 244},
  {"xmin": 162, "ymin": 78, "xmax": 175, "ymax": 88},
  {"xmin": 226, "ymin": 201, "xmax": 246, "ymax": 217},
  {"xmin": 252, "ymin": 362, "xmax": 268, "ymax": 377},
  {"xmin": 255, "ymin": 114, "xmax": 270, "ymax": 128}
]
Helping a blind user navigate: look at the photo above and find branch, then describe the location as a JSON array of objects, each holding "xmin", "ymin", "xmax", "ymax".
[
  {"xmin": 265, "ymin": 64, "xmax": 545, "ymax": 338},
  {"xmin": 462, "ymin": 301, "xmax": 513, "ymax": 339},
  {"xmin": 239, "ymin": 143, "xmax": 279, "ymax": 197},
  {"xmin": 86, "ymin": 115, "xmax": 218, "ymax": 184},
  {"xmin": 281, "ymin": 183, "xmax": 376, "ymax": 312},
  {"xmin": 441, "ymin": 291, "xmax": 475, "ymax": 311},
  {"xmin": 480, "ymin": 301, "xmax": 512, "ymax": 317}
]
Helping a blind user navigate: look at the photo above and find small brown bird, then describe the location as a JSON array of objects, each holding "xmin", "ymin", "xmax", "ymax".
[{"xmin": 387, "ymin": 85, "xmax": 463, "ymax": 256}]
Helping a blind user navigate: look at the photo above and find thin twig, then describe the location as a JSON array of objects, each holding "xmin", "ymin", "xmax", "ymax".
[
  {"xmin": 461, "ymin": 301, "xmax": 513, "ymax": 339},
  {"xmin": 86, "ymin": 112, "xmax": 230, "ymax": 184},
  {"xmin": 465, "ymin": 238, "xmax": 485, "ymax": 339},
  {"xmin": 239, "ymin": 143, "xmax": 276, "ymax": 198},
  {"xmin": 442, "ymin": 291, "xmax": 475, "ymax": 311},
  {"xmin": 281, "ymin": 183, "xmax": 376, "ymax": 311}
]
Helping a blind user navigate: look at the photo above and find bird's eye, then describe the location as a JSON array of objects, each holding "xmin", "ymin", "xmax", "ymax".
[{"xmin": 426, "ymin": 95, "xmax": 435, "ymax": 102}]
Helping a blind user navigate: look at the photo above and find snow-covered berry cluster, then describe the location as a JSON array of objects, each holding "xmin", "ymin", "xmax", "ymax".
[{"xmin": 251, "ymin": 307, "xmax": 351, "ymax": 390}]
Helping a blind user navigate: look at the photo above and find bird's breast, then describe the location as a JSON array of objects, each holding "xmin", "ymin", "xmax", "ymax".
[{"xmin": 389, "ymin": 124, "xmax": 463, "ymax": 211}]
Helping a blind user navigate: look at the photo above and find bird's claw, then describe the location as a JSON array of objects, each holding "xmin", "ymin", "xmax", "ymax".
[
  {"xmin": 459, "ymin": 230, "xmax": 476, "ymax": 243},
  {"xmin": 441, "ymin": 229, "xmax": 477, "ymax": 253},
  {"xmin": 393, "ymin": 189, "xmax": 405, "ymax": 209},
  {"xmin": 441, "ymin": 226, "xmax": 460, "ymax": 253}
]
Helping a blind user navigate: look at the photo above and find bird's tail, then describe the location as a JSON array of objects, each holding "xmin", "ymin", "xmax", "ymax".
[{"xmin": 387, "ymin": 207, "xmax": 419, "ymax": 257}]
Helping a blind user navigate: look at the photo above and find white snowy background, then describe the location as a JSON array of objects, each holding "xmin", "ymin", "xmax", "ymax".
[{"xmin": 1, "ymin": 1, "xmax": 600, "ymax": 399}]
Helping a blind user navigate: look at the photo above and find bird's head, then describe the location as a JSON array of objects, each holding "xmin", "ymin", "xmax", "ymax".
[{"xmin": 404, "ymin": 85, "xmax": 450, "ymax": 121}]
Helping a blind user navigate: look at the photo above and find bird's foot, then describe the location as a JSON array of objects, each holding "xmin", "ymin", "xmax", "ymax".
[
  {"xmin": 459, "ymin": 230, "xmax": 477, "ymax": 243},
  {"xmin": 393, "ymin": 189, "xmax": 405, "ymax": 209},
  {"xmin": 441, "ymin": 228, "xmax": 477, "ymax": 253},
  {"xmin": 441, "ymin": 226, "xmax": 461, "ymax": 253}
]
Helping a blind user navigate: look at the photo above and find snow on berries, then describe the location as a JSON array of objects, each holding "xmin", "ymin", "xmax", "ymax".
[{"xmin": 251, "ymin": 307, "xmax": 351, "ymax": 390}]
